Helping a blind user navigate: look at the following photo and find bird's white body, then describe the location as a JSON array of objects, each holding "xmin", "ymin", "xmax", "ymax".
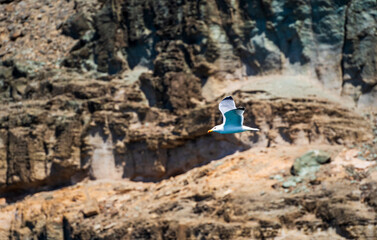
[{"xmin": 208, "ymin": 96, "xmax": 259, "ymax": 134}]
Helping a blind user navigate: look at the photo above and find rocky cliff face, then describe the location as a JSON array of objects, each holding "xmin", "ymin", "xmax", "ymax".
[
  {"xmin": 0, "ymin": 0, "xmax": 376, "ymax": 239},
  {"xmin": 0, "ymin": 0, "xmax": 375, "ymax": 194},
  {"xmin": 2, "ymin": 146, "xmax": 377, "ymax": 240},
  {"xmin": 60, "ymin": 0, "xmax": 377, "ymax": 104}
]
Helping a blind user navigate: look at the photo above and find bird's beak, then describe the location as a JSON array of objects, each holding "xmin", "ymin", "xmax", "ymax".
[{"xmin": 208, "ymin": 130, "xmax": 213, "ymax": 133}]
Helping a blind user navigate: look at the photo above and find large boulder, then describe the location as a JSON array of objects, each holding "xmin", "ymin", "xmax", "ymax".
[{"xmin": 291, "ymin": 150, "xmax": 331, "ymax": 176}]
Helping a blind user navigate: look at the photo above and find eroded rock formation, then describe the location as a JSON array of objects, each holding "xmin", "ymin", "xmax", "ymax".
[
  {"xmin": 0, "ymin": 0, "xmax": 375, "ymax": 195},
  {"xmin": 58, "ymin": 0, "xmax": 377, "ymax": 103},
  {"xmin": 0, "ymin": 0, "xmax": 376, "ymax": 239},
  {"xmin": 2, "ymin": 146, "xmax": 377, "ymax": 239}
]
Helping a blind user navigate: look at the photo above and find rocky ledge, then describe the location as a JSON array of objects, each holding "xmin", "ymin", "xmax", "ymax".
[
  {"xmin": 2, "ymin": 145, "xmax": 377, "ymax": 239},
  {"xmin": 0, "ymin": 0, "xmax": 376, "ymax": 239},
  {"xmin": 0, "ymin": 68, "xmax": 373, "ymax": 195}
]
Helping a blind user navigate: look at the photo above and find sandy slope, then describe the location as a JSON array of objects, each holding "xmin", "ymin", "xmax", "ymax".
[{"xmin": 1, "ymin": 144, "xmax": 377, "ymax": 239}]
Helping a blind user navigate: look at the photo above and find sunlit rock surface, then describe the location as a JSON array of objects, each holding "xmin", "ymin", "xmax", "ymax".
[{"xmin": 0, "ymin": 0, "xmax": 376, "ymax": 239}]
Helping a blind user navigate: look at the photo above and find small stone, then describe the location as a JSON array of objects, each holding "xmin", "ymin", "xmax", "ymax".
[
  {"xmin": 12, "ymin": 60, "xmax": 42, "ymax": 79},
  {"xmin": 347, "ymin": 190, "xmax": 361, "ymax": 201},
  {"xmin": 309, "ymin": 178, "xmax": 321, "ymax": 185},
  {"xmin": 282, "ymin": 179, "xmax": 297, "ymax": 188},
  {"xmin": 292, "ymin": 186, "xmax": 304, "ymax": 194},
  {"xmin": 43, "ymin": 194, "xmax": 53, "ymax": 200},
  {"xmin": 10, "ymin": 30, "xmax": 22, "ymax": 41},
  {"xmin": 82, "ymin": 199, "xmax": 100, "ymax": 218},
  {"xmin": 4, "ymin": 4, "xmax": 14, "ymax": 12},
  {"xmin": 270, "ymin": 174, "xmax": 284, "ymax": 181},
  {"xmin": 92, "ymin": 224, "xmax": 101, "ymax": 231},
  {"xmin": 294, "ymin": 177, "xmax": 303, "ymax": 183},
  {"xmin": 0, "ymin": 66, "xmax": 12, "ymax": 79}
]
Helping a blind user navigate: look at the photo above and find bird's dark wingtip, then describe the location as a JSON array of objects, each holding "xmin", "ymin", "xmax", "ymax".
[
  {"xmin": 237, "ymin": 107, "xmax": 245, "ymax": 110},
  {"xmin": 223, "ymin": 96, "xmax": 233, "ymax": 101}
]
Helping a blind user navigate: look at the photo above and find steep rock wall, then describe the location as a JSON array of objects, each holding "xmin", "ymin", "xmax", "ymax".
[
  {"xmin": 0, "ymin": 73, "xmax": 372, "ymax": 195},
  {"xmin": 0, "ymin": 0, "xmax": 375, "ymax": 195},
  {"xmin": 60, "ymin": 0, "xmax": 377, "ymax": 105}
]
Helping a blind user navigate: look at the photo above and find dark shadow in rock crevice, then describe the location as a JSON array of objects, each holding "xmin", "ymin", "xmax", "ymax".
[
  {"xmin": 278, "ymin": 127, "xmax": 293, "ymax": 144},
  {"xmin": 128, "ymin": 134, "xmax": 251, "ymax": 182},
  {"xmin": 2, "ymin": 169, "xmax": 87, "ymax": 204}
]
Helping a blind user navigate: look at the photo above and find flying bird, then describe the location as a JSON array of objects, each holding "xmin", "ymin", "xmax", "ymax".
[{"xmin": 208, "ymin": 96, "xmax": 259, "ymax": 134}]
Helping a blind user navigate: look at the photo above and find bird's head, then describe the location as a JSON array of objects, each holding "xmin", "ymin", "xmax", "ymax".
[{"xmin": 208, "ymin": 125, "xmax": 221, "ymax": 133}]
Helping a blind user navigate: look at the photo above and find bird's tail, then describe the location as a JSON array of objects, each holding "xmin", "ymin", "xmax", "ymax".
[{"xmin": 243, "ymin": 126, "xmax": 259, "ymax": 131}]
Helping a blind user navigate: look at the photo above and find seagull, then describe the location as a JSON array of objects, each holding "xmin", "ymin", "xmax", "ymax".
[{"xmin": 208, "ymin": 96, "xmax": 259, "ymax": 134}]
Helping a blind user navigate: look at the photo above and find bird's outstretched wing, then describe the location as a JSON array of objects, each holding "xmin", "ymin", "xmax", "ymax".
[
  {"xmin": 224, "ymin": 108, "xmax": 244, "ymax": 127},
  {"xmin": 219, "ymin": 96, "xmax": 236, "ymax": 123}
]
